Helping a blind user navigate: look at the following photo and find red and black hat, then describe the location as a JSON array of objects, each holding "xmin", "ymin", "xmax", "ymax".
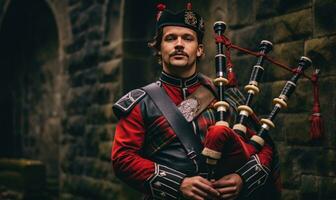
[{"xmin": 156, "ymin": 2, "xmax": 205, "ymax": 41}]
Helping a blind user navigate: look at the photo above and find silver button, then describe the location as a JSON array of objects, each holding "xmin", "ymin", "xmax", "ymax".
[
  {"xmin": 159, "ymin": 171, "xmax": 166, "ymax": 177},
  {"xmin": 154, "ymin": 181, "xmax": 161, "ymax": 187},
  {"xmin": 160, "ymin": 192, "xmax": 166, "ymax": 197},
  {"xmin": 255, "ymin": 165, "xmax": 260, "ymax": 172}
]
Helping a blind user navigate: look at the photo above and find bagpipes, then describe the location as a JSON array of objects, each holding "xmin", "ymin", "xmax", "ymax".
[{"xmin": 201, "ymin": 21, "xmax": 323, "ymax": 180}]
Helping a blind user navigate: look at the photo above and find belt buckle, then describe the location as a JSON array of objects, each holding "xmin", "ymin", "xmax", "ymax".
[{"xmin": 187, "ymin": 151, "xmax": 197, "ymax": 160}]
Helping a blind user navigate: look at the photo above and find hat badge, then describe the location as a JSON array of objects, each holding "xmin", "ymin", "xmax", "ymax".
[{"xmin": 184, "ymin": 11, "xmax": 197, "ymax": 27}]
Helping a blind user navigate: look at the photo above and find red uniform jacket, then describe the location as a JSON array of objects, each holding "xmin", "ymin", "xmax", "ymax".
[{"xmin": 112, "ymin": 72, "xmax": 280, "ymax": 199}]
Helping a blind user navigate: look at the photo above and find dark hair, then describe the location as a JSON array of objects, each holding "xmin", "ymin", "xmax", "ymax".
[
  {"xmin": 148, "ymin": 27, "xmax": 204, "ymax": 64},
  {"xmin": 148, "ymin": 27, "xmax": 164, "ymax": 64}
]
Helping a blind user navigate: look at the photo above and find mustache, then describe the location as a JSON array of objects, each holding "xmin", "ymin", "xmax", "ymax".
[{"xmin": 169, "ymin": 51, "xmax": 189, "ymax": 57}]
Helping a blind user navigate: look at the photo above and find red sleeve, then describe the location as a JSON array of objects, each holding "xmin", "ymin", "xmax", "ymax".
[
  {"xmin": 246, "ymin": 128, "xmax": 273, "ymax": 169},
  {"xmin": 111, "ymin": 104, "xmax": 155, "ymax": 193}
]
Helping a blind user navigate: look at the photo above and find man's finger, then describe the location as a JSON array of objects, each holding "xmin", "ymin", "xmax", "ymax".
[
  {"xmin": 194, "ymin": 180, "xmax": 220, "ymax": 198},
  {"xmin": 197, "ymin": 176, "xmax": 214, "ymax": 185},
  {"xmin": 192, "ymin": 186, "xmax": 208, "ymax": 198},
  {"xmin": 212, "ymin": 179, "xmax": 236, "ymax": 188},
  {"xmin": 220, "ymin": 192, "xmax": 238, "ymax": 200},
  {"xmin": 217, "ymin": 186, "xmax": 237, "ymax": 194},
  {"xmin": 183, "ymin": 190, "xmax": 204, "ymax": 200}
]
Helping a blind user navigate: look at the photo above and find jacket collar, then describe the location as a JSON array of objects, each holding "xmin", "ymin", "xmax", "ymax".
[{"xmin": 159, "ymin": 71, "xmax": 199, "ymax": 88}]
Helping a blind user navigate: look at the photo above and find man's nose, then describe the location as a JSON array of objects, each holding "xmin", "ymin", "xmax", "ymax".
[{"xmin": 175, "ymin": 37, "xmax": 184, "ymax": 49}]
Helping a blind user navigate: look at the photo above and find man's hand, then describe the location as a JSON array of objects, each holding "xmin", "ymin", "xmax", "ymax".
[
  {"xmin": 180, "ymin": 176, "xmax": 220, "ymax": 200},
  {"xmin": 212, "ymin": 173, "xmax": 243, "ymax": 200}
]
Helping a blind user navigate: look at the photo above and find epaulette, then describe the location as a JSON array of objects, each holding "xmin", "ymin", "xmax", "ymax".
[{"xmin": 112, "ymin": 89, "xmax": 146, "ymax": 119}]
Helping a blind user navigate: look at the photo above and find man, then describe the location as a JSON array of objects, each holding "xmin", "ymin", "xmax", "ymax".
[{"xmin": 112, "ymin": 4, "xmax": 279, "ymax": 200}]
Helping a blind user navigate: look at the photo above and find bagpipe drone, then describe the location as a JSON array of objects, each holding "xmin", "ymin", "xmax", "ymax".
[{"xmin": 201, "ymin": 21, "xmax": 323, "ymax": 180}]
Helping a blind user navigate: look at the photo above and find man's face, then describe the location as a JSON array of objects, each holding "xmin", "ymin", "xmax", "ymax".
[{"xmin": 159, "ymin": 26, "xmax": 203, "ymax": 75}]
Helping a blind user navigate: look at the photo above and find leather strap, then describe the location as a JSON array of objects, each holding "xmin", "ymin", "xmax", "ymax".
[{"xmin": 142, "ymin": 83, "xmax": 203, "ymax": 161}]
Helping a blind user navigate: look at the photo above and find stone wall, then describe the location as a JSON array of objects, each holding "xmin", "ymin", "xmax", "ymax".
[
  {"xmin": 0, "ymin": 0, "xmax": 334, "ymax": 200},
  {"xmin": 60, "ymin": 0, "xmax": 124, "ymax": 199}
]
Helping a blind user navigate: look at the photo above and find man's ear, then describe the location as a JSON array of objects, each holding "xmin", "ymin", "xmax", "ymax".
[{"xmin": 197, "ymin": 44, "xmax": 204, "ymax": 58}]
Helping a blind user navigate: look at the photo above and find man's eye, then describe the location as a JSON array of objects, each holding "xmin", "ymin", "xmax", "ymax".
[
  {"xmin": 184, "ymin": 36, "xmax": 194, "ymax": 41},
  {"xmin": 165, "ymin": 36, "xmax": 175, "ymax": 41}
]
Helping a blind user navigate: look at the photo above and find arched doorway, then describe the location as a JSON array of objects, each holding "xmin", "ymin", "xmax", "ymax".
[{"xmin": 0, "ymin": 0, "xmax": 61, "ymax": 197}]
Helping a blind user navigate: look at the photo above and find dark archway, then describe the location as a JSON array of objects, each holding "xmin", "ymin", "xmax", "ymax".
[{"xmin": 0, "ymin": 0, "xmax": 60, "ymax": 195}]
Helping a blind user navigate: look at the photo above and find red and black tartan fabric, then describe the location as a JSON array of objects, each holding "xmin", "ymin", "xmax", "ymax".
[{"xmin": 111, "ymin": 72, "xmax": 280, "ymax": 199}]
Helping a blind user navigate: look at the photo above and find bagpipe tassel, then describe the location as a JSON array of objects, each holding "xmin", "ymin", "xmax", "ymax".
[
  {"xmin": 227, "ymin": 67, "xmax": 237, "ymax": 87},
  {"xmin": 309, "ymin": 71, "xmax": 324, "ymax": 140}
]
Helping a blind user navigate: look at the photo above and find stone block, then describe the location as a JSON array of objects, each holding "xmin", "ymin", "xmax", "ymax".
[
  {"xmin": 60, "ymin": 142, "xmax": 83, "ymax": 167},
  {"xmin": 256, "ymin": 0, "xmax": 311, "ymax": 19},
  {"xmin": 92, "ymin": 83, "xmax": 119, "ymax": 105},
  {"xmin": 85, "ymin": 124, "xmax": 115, "ymax": 142},
  {"xmin": 278, "ymin": 146, "xmax": 335, "ymax": 189},
  {"xmin": 230, "ymin": 23, "xmax": 274, "ymax": 52},
  {"xmin": 288, "ymin": 79, "xmax": 315, "ymax": 113},
  {"xmin": 256, "ymin": 0, "xmax": 279, "ymax": 19},
  {"xmin": 86, "ymin": 104, "xmax": 105, "ymax": 124},
  {"xmin": 68, "ymin": 0, "xmax": 81, "ymax": 6},
  {"xmin": 319, "ymin": 176, "xmax": 336, "ymax": 199},
  {"xmin": 280, "ymin": 146, "xmax": 301, "ymax": 189},
  {"xmin": 276, "ymin": 0, "xmax": 311, "ymax": 14},
  {"xmin": 0, "ymin": 186, "xmax": 23, "ymax": 200},
  {"xmin": 283, "ymin": 113, "xmax": 310, "ymax": 145},
  {"xmin": 270, "ymin": 113, "xmax": 287, "ymax": 141},
  {"xmin": 74, "ymin": 157, "xmax": 113, "ymax": 179},
  {"xmin": 272, "ymin": 9, "xmax": 312, "ymax": 44},
  {"xmin": 62, "ymin": 175, "xmax": 121, "ymax": 199},
  {"xmin": 264, "ymin": 40, "xmax": 304, "ymax": 81},
  {"xmin": 305, "ymin": 36, "xmax": 336, "ymax": 75},
  {"xmin": 87, "ymin": 4, "xmax": 103, "ymax": 27},
  {"xmin": 83, "ymin": 130, "xmax": 100, "ymax": 156},
  {"xmin": 0, "ymin": 159, "xmax": 46, "ymax": 198},
  {"xmin": 59, "ymin": 192, "xmax": 80, "ymax": 200},
  {"xmin": 97, "ymin": 59, "xmax": 121, "ymax": 84},
  {"xmin": 106, "ymin": 124, "xmax": 117, "ymax": 140},
  {"xmin": 66, "ymin": 115, "xmax": 86, "ymax": 136},
  {"xmin": 281, "ymin": 147, "xmax": 336, "ymax": 177},
  {"xmin": 80, "ymin": 0, "xmax": 94, "ymax": 12},
  {"xmin": 281, "ymin": 189, "xmax": 300, "ymax": 200},
  {"xmin": 0, "ymin": 171, "xmax": 23, "ymax": 189},
  {"xmin": 66, "ymin": 86, "xmax": 92, "ymax": 115},
  {"xmin": 69, "ymin": 5, "xmax": 82, "ymax": 25},
  {"xmin": 71, "ymin": 67, "xmax": 99, "ymax": 87},
  {"xmin": 300, "ymin": 175, "xmax": 319, "ymax": 200},
  {"xmin": 99, "ymin": 141, "xmax": 112, "ymax": 161},
  {"xmin": 65, "ymin": 34, "xmax": 86, "ymax": 54},
  {"xmin": 98, "ymin": 44, "xmax": 122, "ymax": 62},
  {"xmin": 72, "ymin": 14, "xmax": 89, "ymax": 35},
  {"xmin": 82, "ymin": 45, "xmax": 99, "ymax": 68},
  {"xmin": 87, "ymin": 27, "xmax": 103, "ymax": 41},
  {"xmin": 314, "ymin": 0, "xmax": 336, "ymax": 36},
  {"xmin": 223, "ymin": 0, "xmax": 255, "ymax": 27}
]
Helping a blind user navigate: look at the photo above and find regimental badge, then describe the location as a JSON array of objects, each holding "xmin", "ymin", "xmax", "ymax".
[
  {"xmin": 178, "ymin": 98, "xmax": 199, "ymax": 122},
  {"xmin": 184, "ymin": 11, "xmax": 197, "ymax": 27}
]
